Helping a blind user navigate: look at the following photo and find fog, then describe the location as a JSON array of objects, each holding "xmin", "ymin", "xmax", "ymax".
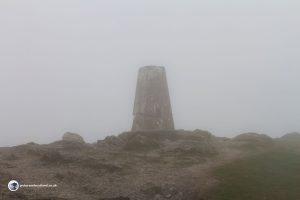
[{"xmin": 0, "ymin": 0, "xmax": 299, "ymax": 146}]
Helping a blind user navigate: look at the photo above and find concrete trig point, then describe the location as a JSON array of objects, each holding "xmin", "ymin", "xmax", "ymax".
[{"xmin": 132, "ymin": 66, "xmax": 175, "ymax": 131}]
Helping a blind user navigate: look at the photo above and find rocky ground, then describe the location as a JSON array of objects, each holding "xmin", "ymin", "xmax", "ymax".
[{"xmin": 0, "ymin": 130, "xmax": 299, "ymax": 200}]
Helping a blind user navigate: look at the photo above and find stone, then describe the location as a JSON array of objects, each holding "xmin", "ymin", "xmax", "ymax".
[
  {"xmin": 104, "ymin": 135, "xmax": 123, "ymax": 146},
  {"xmin": 62, "ymin": 132, "xmax": 85, "ymax": 143},
  {"xmin": 132, "ymin": 66, "xmax": 174, "ymax": 131},
  {"xmin": 281, "ymin": 132, "xmax": 300, "ymax": 140}
]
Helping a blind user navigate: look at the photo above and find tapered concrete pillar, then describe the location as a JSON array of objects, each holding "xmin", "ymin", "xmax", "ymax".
[{"xmin": 132, "ymin": 66, "xmax": 174, "ymax": 131}]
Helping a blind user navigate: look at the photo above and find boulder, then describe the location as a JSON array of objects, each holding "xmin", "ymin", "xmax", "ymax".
[
  {"xmin": 234, "ymin": 132, "xmax": 272, "ymax": 143},
  {"xmin": 104, "ymin": 135, "xmax": 123, "ymax": 146},
  {"xmin": 62, "ymin": 132, "xmax": 85, "ymax": 143},
  {"xmin": 233, "ymin": 132, "xmax": 273, "ymax": 149},
  {"xmin": 281, "ymin": 132, "xmax": 300, "ymax": 140},
  {"xmin": 279, "ymin": 132, "xmax": 300, "ymax": 149}
]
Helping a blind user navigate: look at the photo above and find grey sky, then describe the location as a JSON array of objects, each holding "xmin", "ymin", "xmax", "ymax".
[{"xmin": 1, "ymin": 0, "xmax": 299, "ymax": 146}]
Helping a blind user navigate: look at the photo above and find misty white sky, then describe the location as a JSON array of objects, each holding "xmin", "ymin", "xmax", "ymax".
[{"xmin": 1, "ymin": 0, "xmax": 300, "ymax": 146}]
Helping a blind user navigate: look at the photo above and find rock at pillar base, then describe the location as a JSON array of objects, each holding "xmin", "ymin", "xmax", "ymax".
[{"xmin": 62, "ymin": 132, "xmax": 85, "ymax": 143}]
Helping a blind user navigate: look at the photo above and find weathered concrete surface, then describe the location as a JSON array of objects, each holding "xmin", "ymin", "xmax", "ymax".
[{"xmin": 132, "ymin": 66, "xmax": 174, "ymax": 131}]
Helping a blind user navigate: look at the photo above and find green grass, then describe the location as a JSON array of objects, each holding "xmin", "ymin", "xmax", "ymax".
[{"xmin": 205, "ymin": 149, "xmax": 300, "ymax": 200}]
